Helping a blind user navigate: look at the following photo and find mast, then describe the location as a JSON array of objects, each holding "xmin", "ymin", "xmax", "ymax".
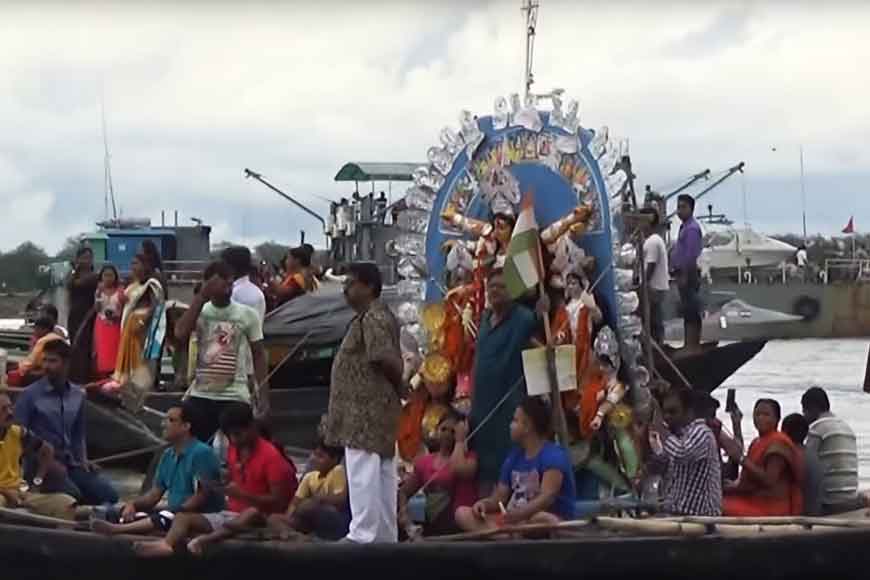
[
  {"xmin": 521, "ymin": 0, "xmax": 539, "ymax": 100},
  {"xmin": 101, "ymin": 99, "xmax": 118, "ymax": 222}
]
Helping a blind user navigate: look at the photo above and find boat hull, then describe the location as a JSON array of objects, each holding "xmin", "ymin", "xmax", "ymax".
[
  {"xmin": 0, "ymin": 520, "xmax": 867, "ymax": 580},
  {"xmin": 704, "ymin": 282, "xmax": 870, "ymax": 338}
]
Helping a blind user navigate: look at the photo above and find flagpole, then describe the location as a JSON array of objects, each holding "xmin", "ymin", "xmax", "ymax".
[
  {"xmin": 800, "ymin": 144, "xmax": 807, "ymax": 243},
  {"xmin": 534, "ymin": 221, "xmax": 570, "ymax": 445}
]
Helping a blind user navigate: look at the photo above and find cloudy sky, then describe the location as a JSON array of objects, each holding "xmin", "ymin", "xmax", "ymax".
[{"xmin": 1, "ymin": 0, "xmax": 867, "ymax": 254}]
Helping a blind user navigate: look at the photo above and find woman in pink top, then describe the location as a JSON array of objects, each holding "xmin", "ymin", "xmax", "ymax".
[
  {"xmin": 92, "ymin": 265, "xmax": 125, "ymax": 377},
  {"xmin": 399, "ymin": 411, "xmax": 478, "ymax": 536}
]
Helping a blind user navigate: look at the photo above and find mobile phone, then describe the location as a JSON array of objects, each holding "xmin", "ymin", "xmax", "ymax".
[{"xmin": 725, "ymin": 389, "xmax": 737, "ymax": 413}]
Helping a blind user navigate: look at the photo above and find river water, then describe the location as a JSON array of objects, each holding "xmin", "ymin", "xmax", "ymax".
[{"xmin": 718, "ymin": 338, "xmax": 870, "ymax": 486}]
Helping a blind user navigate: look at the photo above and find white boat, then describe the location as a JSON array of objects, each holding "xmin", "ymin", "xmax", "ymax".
[{"xmin": 699, "ymin": 223, "xmax": 797, "ymax": 272}]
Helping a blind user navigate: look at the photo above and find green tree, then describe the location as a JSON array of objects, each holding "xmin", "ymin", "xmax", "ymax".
[
  {"xmin": 254, "ymin": 241, "xmax": 288, "ymax": 268},
  {"xmin": 0, "ymin": 241, "xmax": 50, "ymax": 291}
]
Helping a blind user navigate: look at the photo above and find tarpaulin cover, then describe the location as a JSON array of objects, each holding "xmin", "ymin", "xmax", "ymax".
[{"xmin": 263, "ymin": 285, "xmax": 399, "ymax": 347}]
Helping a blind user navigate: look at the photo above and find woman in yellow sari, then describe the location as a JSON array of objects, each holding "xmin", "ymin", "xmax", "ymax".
[{"xmin": 109, "ymin": 254, "xmax": 166, "ymax": 411}]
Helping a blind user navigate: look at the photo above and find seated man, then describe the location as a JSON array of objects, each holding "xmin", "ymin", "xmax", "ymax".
[
  {"xmin": 14, "ymin": 339, "xmax": 118, "ymax": 505},
  {"xmin": 456, "ymin": 397, "xmax": 576, "ymax": 533},
  {"xmin": 782, "ymin": 413, "xmax": 823, "ymax": 517},
  {"xmin": 7, "ymin": 317, "xmax": 65, "ymax": 387},
  {"xmin": 0, "ymin": 391, "xmax": 77, "ymax": 519},
  {"xmin": 802, "ymin": 387, "xmax": 860, "ymax": 514},
  {"xmin": 267, "ymin": 441, "xmax": 349, "ymax": 541},
  {"xmin": 400, "ymin": 411, "xmax": 478, "ymax": 536},
  {"xmin": 135, "ymin": 402, "xmax": 296, "ymax": 557},
  {"xmin": 92, "ymin": 402, "xmax": 225, "ymax": 536},
  {"xmin": 40, "ymin": 304, "xmax": 70, "ymax": 341}
]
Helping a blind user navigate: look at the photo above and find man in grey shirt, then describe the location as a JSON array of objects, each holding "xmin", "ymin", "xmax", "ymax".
[{"xmin": 801, "ymin": 387, "xmax": 859, "ymax": 514}]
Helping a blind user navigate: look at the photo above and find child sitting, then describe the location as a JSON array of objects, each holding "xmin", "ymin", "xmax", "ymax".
[{"xmin": 267, "ymin": 442, "xmax": 349, "ymax": 541}]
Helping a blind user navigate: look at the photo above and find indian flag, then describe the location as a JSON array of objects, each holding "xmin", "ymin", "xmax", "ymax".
[{"xmin": 503, "ymin": 192, "xmax": 542, "ymax": 299}]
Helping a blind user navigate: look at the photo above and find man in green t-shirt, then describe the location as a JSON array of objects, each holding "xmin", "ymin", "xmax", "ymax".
[{"xmin": 175, "ymin": 260, "xmax": 267, "ymax": 442}]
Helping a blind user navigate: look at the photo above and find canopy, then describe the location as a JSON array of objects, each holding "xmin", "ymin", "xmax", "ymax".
[
  {"xmin": 333, "ymin": 162, "xmax": 423, "ymax": 183},
  {"xmin": 263, "ymin": 283, "xmax": 400, "ymax": 347}
]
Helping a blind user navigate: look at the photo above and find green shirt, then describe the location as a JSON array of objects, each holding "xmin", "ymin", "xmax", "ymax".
[
  {"xmin": 188, "ymin": 301, "xmax": 263, "ymax": 402},
  {"xmin": 470, "ymin": 304, "xmax": 538, "ymax": 483}
]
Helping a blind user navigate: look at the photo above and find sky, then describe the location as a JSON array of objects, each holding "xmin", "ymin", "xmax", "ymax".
[{"xmin": 1, "ymin": 0, "xmax": 868, "ymax": 254}]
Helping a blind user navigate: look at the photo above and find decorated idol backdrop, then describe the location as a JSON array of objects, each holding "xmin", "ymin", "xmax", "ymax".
[{"xmin": 391, "ymin": 93, "xmax": 642, "ymax": 375}]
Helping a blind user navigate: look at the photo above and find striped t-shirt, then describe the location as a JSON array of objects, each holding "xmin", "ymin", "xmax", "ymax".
[{"xmin": 658, "ymin": 418, "xmax": 722, "ymax": 516}]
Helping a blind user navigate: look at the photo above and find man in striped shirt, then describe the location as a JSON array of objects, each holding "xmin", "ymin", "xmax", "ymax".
[
  {"xmin": 650, "ymin": 389, "xmax": 722, "ymax": 516},
  {"xmin": 801, "ymin": 387, "xmax": 859, "ymax": 514}
]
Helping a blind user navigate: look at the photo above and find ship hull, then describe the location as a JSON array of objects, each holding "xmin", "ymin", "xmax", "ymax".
[{"xmin": 703, "ymin": 282, "xmax": 870, "ymax": 339}]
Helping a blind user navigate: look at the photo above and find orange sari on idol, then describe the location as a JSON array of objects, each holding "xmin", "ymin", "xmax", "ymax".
[
  {"xmin": 723, "ymin": 430, "xmax": 804, "ymax": 517},
  {"xmin": 552, "ymin": 301, "xmax": 598, "ymax": 439}
]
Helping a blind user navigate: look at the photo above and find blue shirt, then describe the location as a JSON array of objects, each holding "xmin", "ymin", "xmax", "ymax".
[
  {"xmin": 470, "ymin": 305, "xmax": 539, "ymax": 483},
  {"xmin": 155, "ymin": 439, "xmax": 225, "ymax": 513},
  {"xmin": 499, "ymin": 442, "xmax": 577, "ymax": 520},
  {"xmin": 14, "ymin": 378, "xmax": 86, "ymax": 467}
]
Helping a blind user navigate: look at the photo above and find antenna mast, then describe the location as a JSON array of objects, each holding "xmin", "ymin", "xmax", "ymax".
[
  {"xmin": 521, "ymin": 0, "xmax": 539, "ymax": 101},
  {"xmin": 101, "ymin": 99, "xmax": 118, "ymax": 221}
]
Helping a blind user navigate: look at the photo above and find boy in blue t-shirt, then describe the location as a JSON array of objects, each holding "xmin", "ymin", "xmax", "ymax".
[{"xmin": 456, "ymin": 397, "xmax": 576, "ymax": 532}]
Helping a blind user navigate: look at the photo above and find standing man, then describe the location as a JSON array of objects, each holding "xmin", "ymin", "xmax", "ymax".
[
  {"xmin": 175, "ymin": 261, "xmax": 267, "ymax": 442},
  {"xmin": 14, "ymin": 339, "xmax": 119, "ymax": 505},
  {"xmin": 640, "ymin": 207, "xmax": 670, "ymax": 343},
  {"xmin": 220, "ymin": 246, "xmax": 268, "ymax": 418},
  {"xmin": 324, "ymin": 262, "xmax": 404, "ymax": 544},
  {"xmin": 66, "ymin": 246, "xmax": 99, "ymax": 383},
  {"xmin": 801, "ymin": 387, "xmax": 859, "ymax": 514},
  {"xmin": 669, "ymin": 194, "xmax": 703, "ymax": 352},
  {"xmin": 649, "ymin": 388, "xmax": 722, "ymax": 516},
  {"xmin": 470, "ymin": 270, "xmax": 541, "ymax": 491},
  {"xmin": 796, "ymin": 244, "xmax": 808, "ymax": 282}
]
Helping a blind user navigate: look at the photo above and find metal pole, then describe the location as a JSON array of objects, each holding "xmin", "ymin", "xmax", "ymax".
[
  {"xmin": 800, "ymin": 145, "xmax": 807, "ymax": 243},
  {"xmin": 244, "ymin": 168, "xmax": 326, "ymax": 229}
]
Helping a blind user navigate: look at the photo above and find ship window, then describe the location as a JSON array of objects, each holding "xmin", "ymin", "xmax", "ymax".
[{"xmin": 705, "ymin": 231, "xmax": 734, "ymax": 247}]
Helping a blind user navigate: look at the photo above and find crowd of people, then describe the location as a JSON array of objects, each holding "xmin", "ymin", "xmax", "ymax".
[{"xmin": 0, "ymin": 233, "xmax": 865, "ymax": 556}]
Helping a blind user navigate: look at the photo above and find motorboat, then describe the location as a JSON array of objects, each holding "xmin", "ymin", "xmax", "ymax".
[{"xmin": 700, "ymin": 223, "xmax": 797, "ymax": 272}]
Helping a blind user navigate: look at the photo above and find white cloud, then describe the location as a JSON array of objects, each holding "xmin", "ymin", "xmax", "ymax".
[{"xmin": 0, "ymin": 0, "xmax": 868, "ymax": 252}]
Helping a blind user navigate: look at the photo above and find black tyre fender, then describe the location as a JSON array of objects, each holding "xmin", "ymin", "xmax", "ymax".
[{"xmin": 793, "ymin": 295, "xmax": 821, "ymax": 322}]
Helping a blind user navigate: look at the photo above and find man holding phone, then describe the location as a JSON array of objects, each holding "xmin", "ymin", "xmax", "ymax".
[{"xmin": 648, "ymin": 389, "xmax": 722, "ymax": 516}]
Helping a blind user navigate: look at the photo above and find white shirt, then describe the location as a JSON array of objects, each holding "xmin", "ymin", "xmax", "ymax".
[
  {"xmin": 643, "ymin": 233, "xmax": 670, "ymax": 291},
  {"xmin": 797, "ymin": 249, "xmax": 808, "ymax": 267},
  {"xmin": 231, "ymin": 275, "xmax": 266, "ymax": 377},
  {"xmin": 231, "ymin": 276, "xmax": 266, "ymax": 325}
]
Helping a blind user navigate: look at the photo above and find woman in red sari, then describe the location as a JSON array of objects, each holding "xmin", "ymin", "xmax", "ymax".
[{"xmin": 722, "ymin": 398, "xmax": 804, "ymax": 516}]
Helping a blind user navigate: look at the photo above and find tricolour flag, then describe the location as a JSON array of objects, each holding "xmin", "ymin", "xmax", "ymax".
[
  {"xmin": 503, "ymin": 192, "xmax": 542, "ymax": 299},
  {"xmin": 842, "ymin": 216, "xmax": 855, "ymax": 234}
]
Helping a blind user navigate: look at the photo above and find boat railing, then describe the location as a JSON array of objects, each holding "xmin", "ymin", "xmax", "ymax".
[
  {"xmin": 823, "ymin": 258, "xmax": 870, "ymax": 284},
  {"xmin": 163, "ymin": 260, "xmax": 210, "ymax": 284}
]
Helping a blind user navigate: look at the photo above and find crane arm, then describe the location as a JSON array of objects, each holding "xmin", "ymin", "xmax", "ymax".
[
  {"xmin": 244, "ymin": 168, "xmax": 326, "ymax": 228},
  {"xmin": 667, "ymin": 162, "xmax": 745, "ymax": 220}
]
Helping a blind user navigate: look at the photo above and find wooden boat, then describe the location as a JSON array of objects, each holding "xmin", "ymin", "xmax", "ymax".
[
  {"xmin": 1, "ymin": 514, "xmax": 869, "ymax": 580},
  {"xmin": 655, "ymin": 339, "xmax": 767, "ymax": 394}
]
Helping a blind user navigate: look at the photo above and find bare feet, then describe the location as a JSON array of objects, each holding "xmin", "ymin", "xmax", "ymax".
[
  {"xmin": 187, "ymin": 537, "xmax": 206, "ymax": 557},
  {"xmin": 133, "ymin": 540, "xmax": 174, "ymax": 558},
  {"xmin": 90, "ymin": 519, "xmax": 118, "ymax": 535}
]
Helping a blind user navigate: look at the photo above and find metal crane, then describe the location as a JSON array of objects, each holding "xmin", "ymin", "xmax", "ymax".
[
  {"xmin": 658, "ymin": 168, "xmax": 711, "ymax": 201},
  {"xmin": 243, "ymin": 168, "xmax": 326, "ymax": 229},
  {"xmin": 667, "ymin": 162, "xmax": 745, "ymax": 220}
]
